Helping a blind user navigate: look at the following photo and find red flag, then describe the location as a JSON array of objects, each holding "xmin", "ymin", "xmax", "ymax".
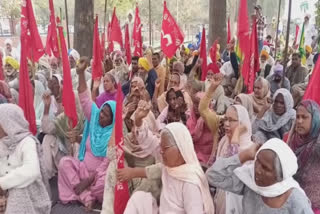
[
  {"xmin": 208, "ymin": 39, "xmax": 220, "ymax": 74},
  {"xmin": 227, "ymin": 17, "xmax": 231, "ymax": 44},
  {"xmin": 114, "ymin": 83, "xmax": 130, "ymax": 214},
  {"xmin": 92, "ymin": 15, "xmax": 103, "ymax": 81},
  {"xmin": 107, "ymin": 22, "xmax": 114, "ymax": 53},
  {"xmin": 125, "ymin": 24, "xmax": 132, "ymax": 65},
  {"xmin": 57, "ymin": 18, "xmax": 78, "ymax": 128},
  {"xmin": 237, "ymin": 0, "xmax": 250, "ymax": 56},
  {"xmin": 303, "ymin": 56, "xmax": 320, "ymax": 105},
  {"xmin": 199, "ymin": 27, "xmax": 208, "ymax": 81},
  {"xmin": 19, "ymin": 0, "xmax": 41, "ymax": 135},
  {"xmin": 161, "ymin": 1, "xmax": 184, "ymax": 58},
  {"xmin": 293, "ymin": 24, "xmax": 300, "ymax": 46},
  {"xmin": 45, "ymin": 0, "xmax": 60, "ymax": 58},
  {"xmin": 109, "ymin": 8, "xmax": 123, "ymax": 48},
  {"xmin": 243, "ymin": 18, "xmax": 259, "ymax": 94},
  {"xmin": 22, "ymin": 0, "xmax": 44, "ymax": 62},
  {"xmin": 132, "ymin": 5, "xmax": 142, "ymax": 57},
  {"xmin": 0, "ymin": 52, "xmax": 4, "ymax": 80}
]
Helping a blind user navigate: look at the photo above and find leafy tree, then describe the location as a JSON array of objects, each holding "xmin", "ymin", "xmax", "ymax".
[
  {"xmin": 0, "ymin": 0, "xmax": 20, "ymax": 35},
  {"xmin": 315, "ymin": 1, "xmax": 320, "ymax": 32}
]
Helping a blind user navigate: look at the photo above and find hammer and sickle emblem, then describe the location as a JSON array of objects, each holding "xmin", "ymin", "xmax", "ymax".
[{"xmin": 161, "ymin": 30, "xmax": 172, "ymax": 47}]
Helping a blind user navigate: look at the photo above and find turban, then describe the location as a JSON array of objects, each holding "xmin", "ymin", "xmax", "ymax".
[
  {"xmin": 138, "ymin": 58, "xmax": 150, "ymax": 71},
  {"xmin": 260, "ymin": 50, "xmax": 269, "ymax": 59},
  {"xmin": 207, "ymin": 63, "xmax": 220, "ymax": 74},
  {"xmin": 5, "ymin": 56, "xmax": 20, "ymax": 70},
  {"xmin": 68, "ymin": 49, "xmax": 80, "ymax": 62},
  {"xmin": 305, "ymin": 45, "xmax": 312, "ymax": 54},
  {"xmin": 273, "ymin": 64, "xmax": 284, "ymax": 76}
]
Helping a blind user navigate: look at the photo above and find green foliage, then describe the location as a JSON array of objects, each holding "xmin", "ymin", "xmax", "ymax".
[{"xmin": 0, "ymin": 0, "xmax": 20, "ymax": 19}]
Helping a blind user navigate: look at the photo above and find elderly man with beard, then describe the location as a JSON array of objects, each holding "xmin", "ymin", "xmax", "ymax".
[
  {"xmin": 4, "ymin": 56, "xmax": 20, "ymax": 92},
  {"xmin": 267, "ymin": 64, "xmax": 290, "ymax": 96},
  {"xmin": 109, "ymin": 52, "xmax": 130, "ymax": 84}
]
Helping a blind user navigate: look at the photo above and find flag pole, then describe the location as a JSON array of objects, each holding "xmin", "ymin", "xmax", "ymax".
[
  {"xmin": 148, "ymin": 0, "xmax": 151, "ymax": 46},
  {"xmin": 283, "ymin": 0, "xmax": 292, "ymax": 71},
  {"xmin": 64, "ymin": 0, "xmax": 70, "ymax": 49},
  {"xmin": 103, "ymin": 0, "xmax": 108, "ymax": 42},
  {"xmin": 274, "ymin": 0, "xmax": 281, "ymax": 59}
]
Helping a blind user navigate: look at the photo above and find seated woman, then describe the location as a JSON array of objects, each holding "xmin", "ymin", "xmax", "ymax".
[
  {"xmin": 58, "ymin": 57, "xmax": 115, "ymax": 210},
  {"xmin": 206, "ymin": 139, "xmax": 313, "ymax": 214},
  {"xmin": 0, "ymin": 104, "xmax": 51, "ymax": 213},
  {"xmin": 288, "ymin": 100, "xmax": 320, "ymax": 212},
  {"xmin": 118, "ymin": 102, "xmax": 214, "ymax": 213},
  {"xmin": 92, "ymin": 73, "xmax": 117, "ymax": 108},
  {"xmin": 156, "ymin": 88, "xmax": 188, "ymax": 130},
  {"xmin": 41, "ymin": 91, "xmax": 85, "ymax": 179},
  {"xmin": 187, "ymin": 91, "xmax": 214, "ymax": 165},
  {"xmin": 253, "ymin": 88, "xmax": 295, "ymax": 144},
  {"xmin": 234, "ymin": 93, "xmax": 254, "ymax": 122},
  {"xmin": 249, "ymin": 77, "xmax": 271, "ymax": 117},
  {"xmin": 156, "ymin": 72, "xmax": 193, "ymax": 113}
]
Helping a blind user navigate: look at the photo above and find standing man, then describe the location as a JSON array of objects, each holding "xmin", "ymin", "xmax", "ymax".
[
  {"xmin": 255, "ymin": 5, "xmax": 265, "ymax": 54},
  {"xmin": 152, "ymin": 52, "xmax": 166, "ymax": 96}
]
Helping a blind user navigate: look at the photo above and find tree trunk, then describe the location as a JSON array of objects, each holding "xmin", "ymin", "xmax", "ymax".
[
  {"xmin": 209, "ymin": 0, "xmax": 227, "ymax": 49},
  {"xmin": 247, "ymin": 0, "xmax": 257, "ymax": 18},
  {"xmin": 74, "ymin": 0, "xmax": 94, "ymax": 58}
]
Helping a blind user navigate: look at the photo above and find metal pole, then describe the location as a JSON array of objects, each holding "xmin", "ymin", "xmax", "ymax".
[
  {"xmin": 274, "ymin": 0, "xmax": 282, "ymax": 59},
  {"xmin": 283, "ymin": 0, "xmax": 292, "ymax": 71},
  {"xmin": 103, "ymin": 0, "xmax": 107, "ymax": 34},
  {"xmin": 64, "ymin": 0, "xmax": 70, "ymax": 49},
  {"xmin": 149, "ymin": 0, "xmax": 151, "ymax": 46}
]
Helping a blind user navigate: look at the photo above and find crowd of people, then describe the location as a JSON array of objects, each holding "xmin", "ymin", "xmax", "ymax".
[{"xmin": 0, "ymin": 5, "xmax": 320, "ymax": 214}]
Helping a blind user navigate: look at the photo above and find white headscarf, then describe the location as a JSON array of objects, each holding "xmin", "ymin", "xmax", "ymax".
[
  {"xmin": 4, "ymin": 38, "xmax": 13, "ymax": 46},
  {"xmin": 234, "ymin": 138, "xmax": 305, "ymax": 197},
  {"xmin": 164, "ymin": 122, "xmax": 215, "ymax": 214},
  {"xmin": 217, "ymin": 105, "xmax": 254, "ymax": 158}
]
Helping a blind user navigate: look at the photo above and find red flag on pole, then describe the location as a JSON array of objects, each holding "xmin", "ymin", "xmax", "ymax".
[
  {"xmin": 107, "ymin": 22, "xmax": 114, "ymax": 53},
  {"xmin": 237, "ymin": 0, "xmax": 250, "ymax": 56},
  {"xmin": 243, "ymin": 18, "xmax": 259, "ymax": 94},
  {"xmin": 208, "ymin": 39, "xmax": 221, "ymax": 74},
  {"xmin": 227, "ymin": 17, "xmax": 231, "ymax": 44},
  {"xmin": 161, "ymin": 1, "xmax": 184, "ymax": 58},
  {"xmin": 45, "ymin": 0, "xmax": 60, "ymax": 58},
  {"xmin": 22, "ymin": 0, "xmax": 45, "ymax": 62},
  {"xmin": 0, "ymin": 52, "xmax": 4, "ymax": 80},
  {"xmin": 114, "ymin": 83, "xmax": 130, "ymax": 214},
  {"xmin": 57, "ymin": 18, "xmax": 78, "ymax": 128},
  {"xmin": 125, "ymin": 24, "xmax": 132, "ymax": 65},
  {"xmin": 92, "ymin": 15, "xmax": 103, "ymax": 81},
  {"xmin": 109, "ymin": 8, "xmax": 123, "ymax": 48},
  {"xmin": 199, "ymin": 27, "xmax": 208, "ymax": 81},
  {"xmin": 303, "ymin": 56, "xmax": 320, "ymax": 105},
  {"xmin": 19, "ymin": 0, "xmax": 43, "ymax": 135},
  {"xmin": 132, "ymin": 5, "xmax": 142, "ymax": 57},
  {"xmin": 293, "ymin": 24, "xmax": 300, "ymax": 46}
]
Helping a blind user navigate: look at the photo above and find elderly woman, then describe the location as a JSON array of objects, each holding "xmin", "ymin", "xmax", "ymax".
[
  {"xmin": 288, "ymin": 100, "xmax": 320, "ymax": 212},
  {"xmin": 117, "ymin": 102, "xmax": 214, "ymax": 213},
  {"xmin": 206, "ymin": 139, "xmax": 313, "ymax": 213},
  {"xmin": 213, "ymin": 103, "xmax": 254, "ymax": 214},
  {"xmin": 92, "ymin": 73, "xmax": 117, "ymax": 108},
  {"xmin": 0, "ymin": 104, "xmax": 51, "ymax": 213},
  {"xmin": 234, "ymin": 93, "xmax": 254, "ymax": 121},
  {"xmin": 57, "ymin": 57, "xmax": 114, "ymax": 210},
  {"xmin": 156, "ymin": 73, "xmax": 193, "ymax": 113},
  {"xmin": 249, "ymin": 77, "xmax": 271, "ymax": 117},
  {"xmin": 156, "ymin": 88, "xmax": 188, "ymax": 130},
  {"xmin": 253, "ymin": 88, "xmax": 296, "ymax": 144},
  {"xmin": 109, "ymin": 52, "xmax": 130, "ymax": 84}
]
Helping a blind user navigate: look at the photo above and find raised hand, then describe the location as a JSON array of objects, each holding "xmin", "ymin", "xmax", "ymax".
[
  {"xmin": 42, "ymin": 92, "xmax": 52, "ymax": 107},
  {"xmin": 135, "ymin": 100, "xmax": 151, "ymax": 122},
  {"xmin": 208, "ymin": 73, "xmax": 224, "ymax": 92},
  {"xmin": 76, "ymin": 57, "xmax": 89, "ymax": 75}
]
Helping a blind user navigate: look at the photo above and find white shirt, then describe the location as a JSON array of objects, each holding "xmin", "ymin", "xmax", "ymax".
[
  {"xmin": 0, "ymin": 137, "xmax": 41, "ymax": 190},
  {"xmin": 220, "ymin": 61, "xmax": 235, "ymax": 77}
]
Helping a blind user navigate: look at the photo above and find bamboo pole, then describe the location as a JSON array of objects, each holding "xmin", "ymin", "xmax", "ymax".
[{"xmin": 274, "ymin": 0, "xmax": 282, "ymax": 59}]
